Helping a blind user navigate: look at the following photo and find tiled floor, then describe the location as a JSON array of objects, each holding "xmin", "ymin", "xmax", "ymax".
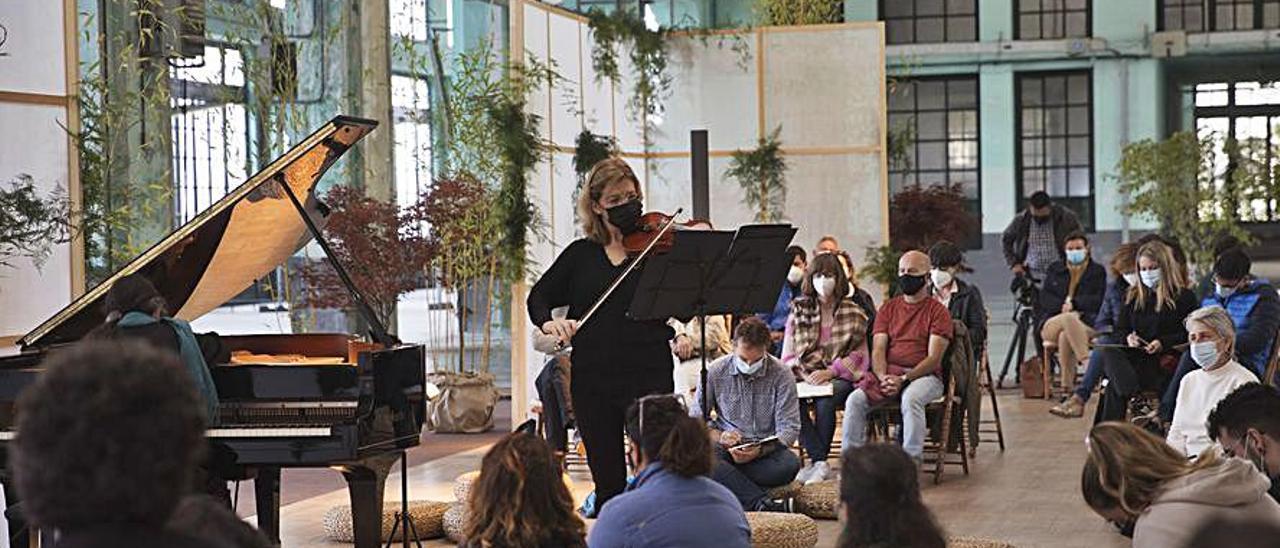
[{"xmin": 260, "ymin": 390, "xmax": 1128, "ymax": 548}]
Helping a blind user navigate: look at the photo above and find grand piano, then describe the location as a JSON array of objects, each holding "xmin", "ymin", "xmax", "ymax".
[{"xmin": 0, "ymin": 116, "xmax": 426, "ymax": 548}]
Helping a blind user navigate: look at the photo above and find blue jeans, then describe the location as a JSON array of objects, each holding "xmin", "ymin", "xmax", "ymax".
[
  {"xmin": 711, "ymin": 443, "xmax": 802, "ymax": 510},
  {"xmin": 799, "ymin": 379, "xmax": 854, "ymax": 462},
  {"xmin": 1074, "ymin": 350, "xmax": 1106, "ymax": 402},
  {"xmin": 841, "ymin": 375, "xmax": 945, "ymax": 458}
]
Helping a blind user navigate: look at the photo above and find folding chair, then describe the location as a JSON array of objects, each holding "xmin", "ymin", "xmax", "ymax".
[{"xmin": 976, "ymin": 310, "xmax": 1006, "ymax": 453}]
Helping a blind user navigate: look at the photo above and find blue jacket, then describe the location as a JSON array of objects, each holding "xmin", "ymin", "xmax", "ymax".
[
  {"xmin": 1093, "ymin": 278, "xmax": 1129, "ymax": 333},
  {"xmin": 1201, "ymin": 278, "xmax": 1280, "ymax": 377},
  {"xmin": 759, "ymin": 283, "xmax": 797, "ymax": 332},
  {"xmin": 588, "ymin": 462, "xmax": 750, "ymax": 548}
]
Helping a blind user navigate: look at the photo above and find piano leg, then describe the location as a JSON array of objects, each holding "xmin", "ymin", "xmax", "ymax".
[
  {"xmin": 340, "ymin": 456, "xmax": 395, "ymax": 548},
  {"xmin": 254, "ymin": 466, "xmax": 282, "ymax": 546}
]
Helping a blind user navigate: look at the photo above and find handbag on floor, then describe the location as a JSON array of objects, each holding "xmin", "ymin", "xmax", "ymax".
[{"xmin": 1020, "ymin": 356, "xmax": 1045, "ymax": 399}]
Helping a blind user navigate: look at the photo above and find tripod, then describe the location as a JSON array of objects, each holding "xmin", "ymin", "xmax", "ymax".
[
  {"xmin": 997, "ymin": 302, "xmax": 1037, "ymax": 389},
  {"xmin": 384, "ymin": 450, "xmax": 421, "ymax": 548}
]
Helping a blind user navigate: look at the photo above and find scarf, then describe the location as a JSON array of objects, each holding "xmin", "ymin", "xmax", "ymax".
[
  {"xmin": 790, "ymin": 296, "xmax": 868, "ymax": 374},
  {"xmin": 117, "ymin": 311, "xmax": 220, "ymax": 424},
  {"xmin": 1067, "ymin": 261, "xmax": 1087, "ymax": 300}
]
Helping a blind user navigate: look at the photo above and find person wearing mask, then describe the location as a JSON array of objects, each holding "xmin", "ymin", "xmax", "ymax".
[
  {"xmin": 837, "ymin": 444, "xmax": 947, "ymax": 548},
  {"xmin": 781, "ymin": 252, "xmax": 870, "ymax": 484},
  {"xmin": 1195, "ymin": 235, "xmax": 1244, "ymax": 299},
  {"xmin": 842, "ymin": 250, "xmax": 953, "ymax": 463},
  {"xmin": 526, "ymin": 157, "xmax": 677, "ymax": 514},
  {"xmin": 1166, "ymin": 306, "xmax": 1259, "ymax": 456},
  {"xmin": 669, "ymin": 315, "xmax": 731, "ymax": 406},
  {"xmin": 1081, "ymin": 422, "xmax": 1280, "ymax": 548},
  {"xmin": 1160, "ymin": 247, "xmax": 1280, "ymax": 422},
  {"xmin": 589, "ymin": 395, "xmax": 750, "ymax": 548},
  {"xmin": 1208, "ymin": 383, "xmax": 1280, "ymax": 502},
  {"xmin": 1038, "ymin": 231, "xmax": 1107, "ymax": 395},
  {"xmin": 1050, "ymin": 242, "xmax": 1138, "ymax": 418},
  {"xmin": 1095, "ymin": 241, "xmax": 1198, "ymax": 423},
  {"xmin": 815, "ymin": 235, "xmax": 840, "ymax": 255},
  {"xmin": 927, "ymin": 240, "xmax": 986, "ymax": 358},
  {"xmin": 834, "ymin": 250, "xmax": 878, "ymax": 343},
  {"xmin": 1001, "ymin": 190, "xmax": 1083, "ymax": 284},
  {"xmin": 761, "ymin": 246, "xmax": 807, "ymax": 356},
  {"xmin": 693, "ymin": 317, "xmax": 801, "ymax": 511},
  {"xmin": 462, "ymin": 432, "xmax": 587, "ymax": 548}
]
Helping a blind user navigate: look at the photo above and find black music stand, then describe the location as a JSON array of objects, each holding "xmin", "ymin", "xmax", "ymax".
[
  {"xmin": 384, "ymin": 450, "xmax": 421, "ymax": 548},
  {"xmin": 628, "ymin": 224, "xmax": 797, "ymax": 418}
]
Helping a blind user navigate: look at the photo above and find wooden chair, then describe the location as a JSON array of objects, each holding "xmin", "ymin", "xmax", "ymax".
[{"xmin": 975, "ymin": 309, "xmax": 1006, "ymax": 453}]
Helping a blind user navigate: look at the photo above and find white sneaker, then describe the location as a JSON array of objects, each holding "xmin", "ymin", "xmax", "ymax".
[
  {"xmin": 804, "ymin": 461, "xmax": 830, "ymax": 485},
  {"xmin": 794, "ymin": 463, "xmax": 816, "ymax": 483}
]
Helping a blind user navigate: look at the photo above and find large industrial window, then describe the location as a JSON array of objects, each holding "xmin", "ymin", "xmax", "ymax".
[
  {"xmin": 1016, "ymin": 71, "xmax": 1094, "ymax": 230},
  {"xmin": 1016, "ymin": 0, "xmax": 1090, "ymax": 39},
  {"xmin": 882, "ymin": 0, "xmax": 978, "ymax": 44},
  {"xmin": 1162, "ymin": 0, "xmax": 1280, "ymax": 30},
  {"xmin": 888, "ymin": 76, "xmax": 981, "ymax": 243},
  {"xmin": 1194, "ymin": 80, "xmax": 1280, "ymax": 222}
]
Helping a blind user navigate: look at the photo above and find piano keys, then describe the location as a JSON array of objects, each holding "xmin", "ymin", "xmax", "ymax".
[{"xmin": 0, "ymin": 116, "xmax": 427, "ymax": 548}]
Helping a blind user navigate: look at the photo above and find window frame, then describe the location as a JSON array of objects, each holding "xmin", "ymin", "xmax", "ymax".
[
  {"xmin": 1014, "ymin": 0, "xmax": 1092, "ymax": 40},
  {"xmin": 1193, "ymin": 80, "xmax": 1280, "ymax": 223},
  {"xmin": 879, "ymin": 0, "xmax": 979, "ymax": 45},
  {"xmin": 1014, "ymin": 69, "xmax": 1096, "ymax": 231},
  {"xmin": 1160, "ymin": 0, "xmax": 1280, "ymax": 31}
]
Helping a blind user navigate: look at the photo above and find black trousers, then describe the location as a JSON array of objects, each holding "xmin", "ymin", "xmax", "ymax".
[
  {"xmin": 571, "ymin": 365, "xmax": 673, "ymax": 514},
  {"xmin": 1098, "ymin": 348, "xmax": 1167, "ymax": 423},
  {"xmin": 536, "ymin": 356, "xmax": 573, "ymax": 453}
]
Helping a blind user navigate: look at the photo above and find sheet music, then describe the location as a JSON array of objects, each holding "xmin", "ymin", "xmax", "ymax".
[{"xmin": 796, "ymin": 381, "xmax": 835, "ymax": 399}]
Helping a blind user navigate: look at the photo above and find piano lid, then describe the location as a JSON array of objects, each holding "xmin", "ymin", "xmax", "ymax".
[{"xmin": 19, "ymin": 116, "xmax": 378, "ymax": 350}]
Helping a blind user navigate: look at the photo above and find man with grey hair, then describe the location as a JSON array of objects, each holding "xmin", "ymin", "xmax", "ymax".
[{"xmin": 1167, "ymin": 305, "xmax": 1259, "ymax": 456}]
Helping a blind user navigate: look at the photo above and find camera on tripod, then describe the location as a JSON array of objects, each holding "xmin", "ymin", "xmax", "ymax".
[{"xmin": 1010, "ymin": 273, "xmax": 1040, "ymax": 309}]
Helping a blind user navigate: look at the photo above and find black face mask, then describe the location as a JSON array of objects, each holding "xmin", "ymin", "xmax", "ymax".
[
  {"xmin": 1032, "ymin": 214, "xmax": 1051, "ymax": 225},
  {"xmin": 606, "ymin": 199, "xmax": 642, "ymax": 235},
  {"xmin": 898, "ymin": 273, "xmax": 928, "ymax": 296}
]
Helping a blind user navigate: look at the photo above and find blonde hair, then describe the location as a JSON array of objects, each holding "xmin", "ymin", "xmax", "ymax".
[
  {"xmin": 1127, "ymin": 241, "xmax": 1185, "ymax": 312},
  {"xmin": 1082, "ymin": 422, "xmax": 1222, "ymax": 516},
  {"xmin": 576, "ymin": 157, "xmax": 641, "ymax": 245},
  {"xmin": 1186, "ymin": 305, "xmax": 1236, "ymax": 360}
]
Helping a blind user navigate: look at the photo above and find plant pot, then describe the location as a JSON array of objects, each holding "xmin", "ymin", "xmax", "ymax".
[{"xmin": 426, "ymin": 371, "xmax": 499, "ymax": 433}]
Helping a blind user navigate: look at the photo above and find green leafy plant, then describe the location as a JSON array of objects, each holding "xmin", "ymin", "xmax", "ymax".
[
  {"xmin": 861, "ymin": 243, "xmax": 900, "ymax": 294},
  {"xmin": 754, "ymin": 0, "xmax": 843, "ymax": 25},
  {"xmin": 572, "ymin": 130, "xmax": 616, "ymax": 224},
  {"xmin": 0, "ymin": 174, "xmax": 71, "ymax": 270},
  {"xmin": 1117, "ymin": 131, "xmax": 1254, "ymax": 277},
  {"xmin": 725, "ymin": 126, "xmax": 788, "ymax": 223},
  {"xmin": 587, "ymin": 8, "xmax": 672, "ymax": 122}
]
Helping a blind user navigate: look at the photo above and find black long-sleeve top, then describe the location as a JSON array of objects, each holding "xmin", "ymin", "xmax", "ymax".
[
  {"xmin": 1115, "ymin": 287, "xmax": 1199, "ymax": 352},
  {"xmin": 527, "ymin": 239, "xmax": 674, "ymax": 376}
]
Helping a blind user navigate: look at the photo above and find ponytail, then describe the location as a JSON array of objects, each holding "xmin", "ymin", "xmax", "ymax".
[{"xmin": 657, "ymin": 415, "xmax": 713, "ymax": 477}]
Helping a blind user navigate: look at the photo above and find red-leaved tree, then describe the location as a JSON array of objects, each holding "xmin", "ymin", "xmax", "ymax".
[
  {"xmin": 888, "ymin": 182, "xmax": 980, "ymax": 251},
  {"xmin": 300, "ymin": 185, "xmax": 434, "ymax": 329}
]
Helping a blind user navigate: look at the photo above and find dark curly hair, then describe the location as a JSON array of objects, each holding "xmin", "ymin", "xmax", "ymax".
[
  {"xmin": 625, "ymin": 395, "xmax": 712, "ymax": 477},
  {"xmin": 838, "ymin": 444, "xmax": 946, "ymax": 548},
  {"xmin": 12, "ymin": 339, "xmax": 205, "ymax": 529},
  {"xmin": 464, "ymin": 432, "xmax": 586, "ymax": 547}
]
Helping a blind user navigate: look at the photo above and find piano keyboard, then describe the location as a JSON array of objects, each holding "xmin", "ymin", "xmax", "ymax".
[{"xmin": 0, "ymin": 426, "xmax": 333, "ymax": 441}]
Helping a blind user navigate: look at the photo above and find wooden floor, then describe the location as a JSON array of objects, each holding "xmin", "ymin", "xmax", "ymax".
[{"xmin": 263, "ymin": 390, "xmax": 1128, "ymax": 548}]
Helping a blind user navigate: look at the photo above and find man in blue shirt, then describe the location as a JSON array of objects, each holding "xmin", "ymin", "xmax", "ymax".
[
  {"xmin": 760, "ymin": 246, "xmax": 806, "ymax": 356},
  {"xmin": 694, "ymin": 317, "xmax": 802, "ymax": 511}
]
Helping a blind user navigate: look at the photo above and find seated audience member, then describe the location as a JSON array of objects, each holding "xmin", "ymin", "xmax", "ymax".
[
  {"xmin": 1182, "ymin": 517, "xmax": 1280, "ymax": 548},
  {"xmin": 834, "ymin": 250, "xmax": 878, "ymax": 342},
  {"xmin": 464, "ymin": 432, "xmax": 586, "ymax": 548},
  {"xmin": 1166, "ymin": 306, "xmax": 1258, "ymax": 456},
  {"xmin": 838, "ymin": 444, "xmax": 947, "ymax": 548},
  {"xmin": 693, "ymin": 317, "xmax": 801, "ymax": 511},
  {"xmin": 12, "ymin": 340, "xmax": 221, "ymax": 548},
  {"xmin": 1161, "ymin": 247, "xmax": 1280, "ymax": 421},
  {"xmin": 781, "ymin": 252, "xmax": 870, "ymax": 483},
  {"xmin": 1194, "ymin": 235, "xmax": 1244, "ymax": 300},
  {"xmin": 532, "ymin": 308, "xmax": 574, "ymax": 453},
  {"xmin": 815, "ymin": 235, "xmax": 839, "ymax": 255},
  {"xmin": 928, "ymin": 240, "xmax": 987, "ymax": 358},
  {"xmin": 1081, "ymin": 422, "xmax": 1280, "ymax": 548},
  {"xmin": 167, "ymin": 495, "xmax": 270, "ymax": 548},
  {"xmin": 589, "ymin": 396, "xmax": 750, "ymax": 548},
  {"xmin": 1208, "ymin": 383, "xmax": 1280, "ymax": 502},
  {"xmin": 1095, "ymin": 241, "xmax": 1197, "ymax": 423},
  {"xmin": 1051, "ymin": 242, "xmax": 1138, "ymax": 418},
  {"xmin": 761, "ymin": 245, "xmax": 807, "ymax": 356},
  {"xmin": 669, "ymin": 315, "xmax": 731, "ymax": 405},
  {"xmin": 1136, "ymin": 233, "xmax": 1192, "ymax": 289},
  {"xmin": 1039, "ymin": 231, "xmax": 1107, "ymax": 394},
  {"xmin": 841, "ymin": 250, "xmax": 953, "ymax": 463}
]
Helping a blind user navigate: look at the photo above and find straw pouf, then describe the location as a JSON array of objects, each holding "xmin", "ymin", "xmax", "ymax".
[
  {"xmin": 794, "ymin": 480, "xmax": 839, "ymax": 520},
  {"xmin": 453, "ymin": 471, "xmax": 480, "ymax": 502},
  {"xmin": 765, "ymin": 480, "xmax": 803, "ymax": 501},
  {"xmin": 442, "ymin": 503, "xmax": 469, "ymax": 543},
  {"xmin": 744, "ymin": 512, "xmax": 819, "ymax": 548},
  {"xmin": 947, "ymin": 537, "xmax": 1016, "ymax": 548},
  {"xmin": 321, "ymin": 500, "xmax": 450, "ymax": 542}
]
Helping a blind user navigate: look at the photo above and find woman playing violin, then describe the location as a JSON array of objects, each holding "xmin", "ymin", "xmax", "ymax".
[{"xmin": 526, "ymin": 157, "xmax": 676, "ymax": 515}]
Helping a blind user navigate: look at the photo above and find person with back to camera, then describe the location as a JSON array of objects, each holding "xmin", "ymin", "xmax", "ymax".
[
  {"xmin": 461, "ymin": 432, "xmax": 587, "ymax": 548},
  {"xmin": 837, "ymin": 444, "xmax": 947, "ymax": 548},
  {"xmin": 588, "ymin": 395, "xmax": 750, "ymax": 548}
]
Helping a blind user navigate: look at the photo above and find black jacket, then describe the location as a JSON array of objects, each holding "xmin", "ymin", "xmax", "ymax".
[
  {"xmin": 1038, "ymin": 259, "xmax": 1108, "ymax": 326},
  {"xmin": 1000, "ymin": 204, "xmax": 1083, "ymax": 269},
  {"xmin": 851, "ymin": 286, "xmax": 877, "ymax": 344},
  {"xmin": 940, "ymin": 279, "xmax": 987, "ymax": 353},
  {"xmin": 1115, "ymin": 287, "xmax": 1199, "ymax": 352}
]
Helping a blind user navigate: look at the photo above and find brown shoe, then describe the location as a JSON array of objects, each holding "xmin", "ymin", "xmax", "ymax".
[{"xmin": 1049, "ymin": 396, "xmax": 1084, "ymax": 418}]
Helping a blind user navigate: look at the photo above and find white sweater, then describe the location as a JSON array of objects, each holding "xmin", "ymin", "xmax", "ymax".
[{"xmin": 1167, "ymin": 359, "xmax": 1258, "ymax": 456}]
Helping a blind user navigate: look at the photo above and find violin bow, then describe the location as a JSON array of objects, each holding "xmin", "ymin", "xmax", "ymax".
[{"xmin": 555, "ymin": 207, "xmax": 684, "ymax": 354}]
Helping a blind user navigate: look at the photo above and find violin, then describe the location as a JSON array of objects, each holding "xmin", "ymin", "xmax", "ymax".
[{"xmin": 622, "ymin": 211, "xmax": 714, "ymax": 256}]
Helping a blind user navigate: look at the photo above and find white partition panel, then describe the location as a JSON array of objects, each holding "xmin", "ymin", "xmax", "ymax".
[{"xmin": 0, "ymin": 1, "xmax": 67, "ymax": 95}]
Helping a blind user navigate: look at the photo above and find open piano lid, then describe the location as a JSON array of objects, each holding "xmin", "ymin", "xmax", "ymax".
[{"xmin": 19, "ymin": 116, "xmax": 378, "ymax": 350}]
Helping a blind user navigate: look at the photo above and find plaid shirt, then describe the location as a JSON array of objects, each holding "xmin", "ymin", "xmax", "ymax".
[
  {"xmin": 1025, "ymin": 217, "xmax": 1057, "ymax": 281},
  {"xmin": 691, "ymin": 354, "xmax": 801, "ymax": 446}
]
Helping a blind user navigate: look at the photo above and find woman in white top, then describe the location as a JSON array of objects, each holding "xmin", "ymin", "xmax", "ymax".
[{"xmin": 1167, "ymin": 305, "xmax": 1259, "ymax": 456}]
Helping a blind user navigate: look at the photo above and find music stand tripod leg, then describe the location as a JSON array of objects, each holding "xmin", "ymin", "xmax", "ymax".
[{"xmin": 383, "ymin": 451, "xmax": 421, "ymax": 548}]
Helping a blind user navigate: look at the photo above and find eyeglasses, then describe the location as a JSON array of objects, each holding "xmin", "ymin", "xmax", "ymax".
[{"xmin": 636, "ymin": 394, "xmax": 682, "ymax": 443}]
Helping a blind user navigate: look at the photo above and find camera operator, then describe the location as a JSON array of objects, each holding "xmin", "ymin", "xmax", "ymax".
[{"xmin": 1002, "ymin": 191, "xmax": 1083, "ymax": 284}]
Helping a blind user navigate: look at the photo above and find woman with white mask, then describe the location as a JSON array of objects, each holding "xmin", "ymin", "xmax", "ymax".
[
  {"xmin": 759, "ymin": 246, "xmax": 808, "ymax": 356},
  {"xmin": 780, "ymin": 252, "xmax": 869, "ymax": 484},
  {"xmin": 1166, "ymin": 306, "xmax": 1258, "ymax": 456},
  {"xmin": 1095, "ymin": 240, "xmax": 1198, "ymax": 423}
]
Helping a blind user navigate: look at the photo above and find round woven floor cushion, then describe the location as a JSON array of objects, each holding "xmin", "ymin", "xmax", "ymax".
[
  {"xmin": 454, "ymin": 471, "xmax": 480, "ymax": 502},
  {"xmin": 765, "ymin": 480, "xmax": 802, "ymax": 500},
  {"xmin": 745, "ymin": 512, "xmax": 819, "ymax": 548},
  {"xmin": 794, "ymin": 480, "xmax": 838, "ymax": 520},
  {"xmin": 443, "ymin": 503, "xmax": 468, "ymax": 543},
  {"xmin": 948, "ymin": 537, "xmax": 1016, "ymax": 548},
  {"xmin": 322, "ymin": 500, "xmax": 450, "ymax": 542}
]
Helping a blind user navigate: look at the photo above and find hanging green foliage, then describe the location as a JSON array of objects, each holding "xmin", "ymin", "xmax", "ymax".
[
  {"xmin": 573, "ymin": 130, "xmax": 616, "ymax": 180},
  {"xmin": 725, "ymin": 126, "xmax": 788, "ymax": 223},
  {"xmin": 754, "ymin": 0, "xmax": 844, "ymax": 26},
  {"xmin": 489, "ymin": 96, "xmax": 543, "ymax": 282},
  {"xmin": 0, "ymin": 174, "xmax": 71, "ymax": 270},
  {"xmin": 587, "ymin": 8, "xmax": 672, "ymax": 122}
]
